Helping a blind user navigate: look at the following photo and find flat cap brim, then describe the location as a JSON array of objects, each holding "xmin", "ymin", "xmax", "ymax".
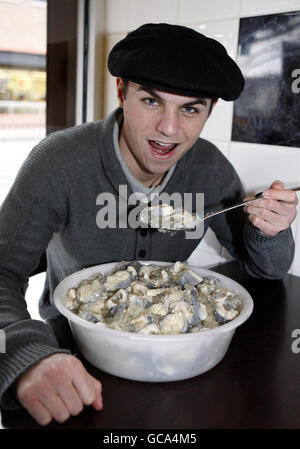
[{"xmin": 108, "ymin": 23, "xmax": 244, "ymax": 101}]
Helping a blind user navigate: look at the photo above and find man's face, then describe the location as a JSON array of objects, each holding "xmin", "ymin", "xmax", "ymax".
[{"xmin": 117, "ymin": 78, "xmax": 214, "ymax": 185}]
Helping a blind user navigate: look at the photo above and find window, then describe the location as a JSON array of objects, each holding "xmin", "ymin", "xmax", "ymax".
[
  {"xmin": 0, "ymin": 0, "xmax": 78, "ymax": 204},
  {"xmin": 0, "ymin": 0, "xmax": 47, "ymax": 203}
]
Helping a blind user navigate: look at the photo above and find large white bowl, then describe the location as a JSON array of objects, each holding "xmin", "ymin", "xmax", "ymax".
[{"xmin": 53, "ymin": 261, "xmax": 253, "ymax": 382}]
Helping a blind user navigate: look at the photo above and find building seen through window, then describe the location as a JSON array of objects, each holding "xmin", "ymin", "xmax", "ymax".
[{"xmin": 0, "ymin": 0, "xmax": 47, "ymax": 204}]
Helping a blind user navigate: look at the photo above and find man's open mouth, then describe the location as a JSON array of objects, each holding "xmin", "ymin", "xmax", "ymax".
[{"xmin": 148, "ymin": 140, "xmax": 178, "ymax": 154}]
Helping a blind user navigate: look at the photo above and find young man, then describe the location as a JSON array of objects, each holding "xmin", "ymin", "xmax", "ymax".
[{"xmin": 0, "ymin": 23, "xmax": 297, "ymax": 426}]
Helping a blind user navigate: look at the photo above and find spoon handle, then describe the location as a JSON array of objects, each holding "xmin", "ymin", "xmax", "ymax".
[{"xmin": 203, "ymin": 186, "xmax": 300, "ymax": 221}]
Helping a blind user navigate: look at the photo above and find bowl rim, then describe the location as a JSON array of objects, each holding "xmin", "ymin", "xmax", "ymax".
[{"xmin": 53, "ymin": 260, "xmax": 254, "ymax": 340}]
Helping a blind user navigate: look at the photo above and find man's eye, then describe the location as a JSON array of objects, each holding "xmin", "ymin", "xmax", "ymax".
[
  {"xmin": 182, "ymin": 106, "xmax": 199, "ymax": 115},
  {"xmin": 143, "ymin": 98, "xmax": 158, "ymax": 106}
]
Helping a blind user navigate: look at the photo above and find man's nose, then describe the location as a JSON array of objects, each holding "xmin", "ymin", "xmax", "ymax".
[{"xmin": 156, "ymin": 109, "xmax": 179, "ymax": 137}]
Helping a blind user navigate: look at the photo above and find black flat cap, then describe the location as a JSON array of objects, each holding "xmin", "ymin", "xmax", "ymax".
[{"xmin": 108, "ymin": 23, "xmax": 244, "ymax": 101}]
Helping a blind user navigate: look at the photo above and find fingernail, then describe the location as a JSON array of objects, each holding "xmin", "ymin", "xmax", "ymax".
[{"xmin": 93, "ymin": 398, "xmax": 103, "ymax": 410}]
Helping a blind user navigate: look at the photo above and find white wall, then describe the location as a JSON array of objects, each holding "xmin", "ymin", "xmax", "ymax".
[{"xmin": 103, "ymin": 0, "xmax": 300, "ymax": 276}]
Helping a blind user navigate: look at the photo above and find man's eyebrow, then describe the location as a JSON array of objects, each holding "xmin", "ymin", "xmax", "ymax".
[
  {"xmin": 137, "ymin": 86, "xmax": 162, "ymax": 101},
  {"xmin": 136, "ymin": 86, "xmax": 208, "ymax": 107},
  {"xmin": 182, "ymin": 98, "xmax": 208, "ymax": 107}
]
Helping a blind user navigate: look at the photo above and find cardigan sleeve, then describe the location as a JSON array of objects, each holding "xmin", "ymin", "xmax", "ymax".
[{"xmin": 0, "ymin": 140, "xmax": 72, "ymax": 410}]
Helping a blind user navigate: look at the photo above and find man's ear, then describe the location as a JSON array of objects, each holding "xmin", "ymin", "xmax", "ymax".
[{"xmin": 116, "ymin": 77, "xmax": 125, "ymax": 108}]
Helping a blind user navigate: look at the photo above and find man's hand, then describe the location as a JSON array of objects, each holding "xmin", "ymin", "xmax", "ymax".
[
  {"xmin": 15, "ymin": 353, "xmax": 103, "ymax": 426},
  {"xmin": 244, "ymin": 180, "xmax": 298, "ymax": 236}
]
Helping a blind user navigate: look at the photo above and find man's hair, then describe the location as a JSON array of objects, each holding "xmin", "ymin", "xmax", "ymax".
[
  {"xmin": 122, "ymin": 79, "xmax": 216, "ymax": 116},
  {"xmin": 122, "ymin": 79, "xmax": 129, "ymax": 98}
]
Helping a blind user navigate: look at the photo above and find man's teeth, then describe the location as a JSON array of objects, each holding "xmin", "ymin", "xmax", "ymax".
[{"xmin": 155, "ymin": 141, "xmax": 174, "ymax": 146}]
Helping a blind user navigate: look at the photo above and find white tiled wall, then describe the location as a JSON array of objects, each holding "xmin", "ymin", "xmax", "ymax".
[
  {"xmin": 178, "ymin": 0, "xmax": 240, "ymax": 22},
  {"xmin": 128, "ymin": 0, "xmax": 178, "ymax": 30},
  {"xmin": 103, "ymin": 0, "xmax": 300, "ymax": 276}
]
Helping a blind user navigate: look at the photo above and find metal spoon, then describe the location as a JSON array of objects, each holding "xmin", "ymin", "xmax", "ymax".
[{"xmin": 139, "ymin": 186, "xmax": 300, "ymax": 232}]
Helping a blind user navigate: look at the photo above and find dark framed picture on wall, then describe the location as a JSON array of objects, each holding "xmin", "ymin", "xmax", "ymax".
[{"xmin": 232, "ymin": 10, "xmax": 300, "ymax": 148}]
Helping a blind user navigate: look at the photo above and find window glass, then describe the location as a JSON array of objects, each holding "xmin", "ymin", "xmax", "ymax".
[{"xmin": 0, "ymin": 0, "xmax": 47, "ymax": 204}]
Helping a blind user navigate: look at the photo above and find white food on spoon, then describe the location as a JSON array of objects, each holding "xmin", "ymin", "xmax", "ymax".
[{"xmin": 139, "ymin": 203, "xmax": 200, "ymax": 231}]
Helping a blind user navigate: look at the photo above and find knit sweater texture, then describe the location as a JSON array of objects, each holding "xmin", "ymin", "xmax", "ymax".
[{"xmin": 0, "ymin": 108, "xmax": 295, "ymax": 409}]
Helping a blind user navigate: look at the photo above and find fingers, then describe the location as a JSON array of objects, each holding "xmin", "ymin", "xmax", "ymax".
[
  {"xmin": 37, "ymin": 383, "xmax": 71, "ymax": 423},
  {"xmin": 17, "ymin": 375, "xmax": 69, "ymax": 425},
  {"xmin": 55, "ymin": 378, "xmax": 84, "ymax": 417},
  {"xmin": 21, "ymin": 397, "xmax": 52, "ymax": 426},
  {"xmin": 246, "ymin": 211, "xmax": 288, "ymax": 236},
  {"xmin": 15, "ymin": 353, "xmax": 103, "ymax": 426},
  {"xmin": 263, "ymin": 188, "xmax": 298, "ymax": 205},
  {"xmin": 244, "ymin": 181, "xmax": 298, "ymax": 236},
  {"xmin": 70, "ymin": 358, "xmax": 103, "ymax": 408},
  {"xmin": 246, "ymin": 198, "xmax": 296, "ymax": 233},
  {"xmin": 263, "ymin": 180, "xmax": 298, "ymax": 205},
  {"xmin": 91, "ymin": 376, "xmax": 104, "ymax": 411},
  {"xmin": 246, "ymin": 197, "xmax": 293, "ymax": 218}
]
